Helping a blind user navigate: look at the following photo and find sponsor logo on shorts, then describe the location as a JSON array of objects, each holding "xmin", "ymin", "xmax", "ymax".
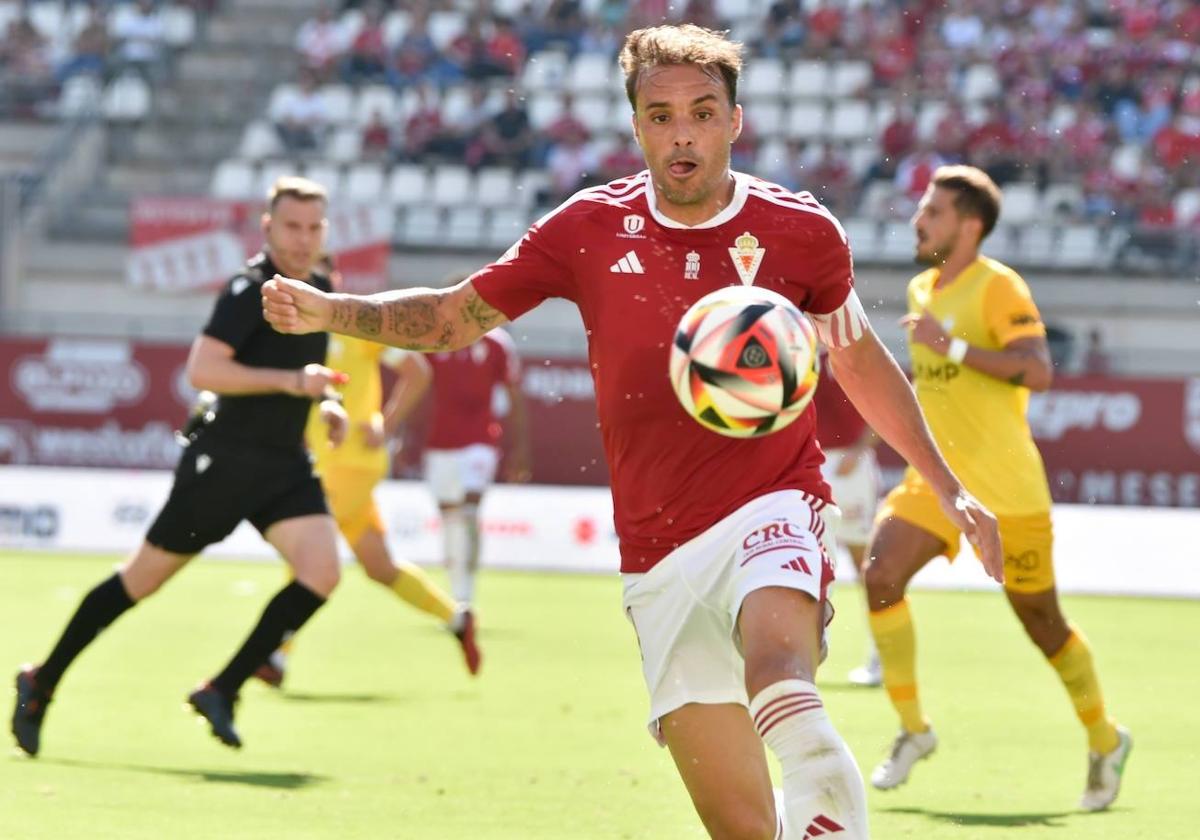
[
  {"xmin": 740, "ymin": 519, "xmax": 815, "ymax": 566},
  {"xmin": 780, "ymin": 557, "xmax": 812, "ymax": 574}
]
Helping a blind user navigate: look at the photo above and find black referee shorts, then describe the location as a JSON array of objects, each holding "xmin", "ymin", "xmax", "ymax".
[{"xmin": 146, "ymin": 432, "xmax": 328, "ymax": 555}]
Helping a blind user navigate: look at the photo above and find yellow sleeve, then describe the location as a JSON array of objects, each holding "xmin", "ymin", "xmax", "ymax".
[{"xmin": 983, "ymin": 270, "xmax": 1045, "ymax": 347}]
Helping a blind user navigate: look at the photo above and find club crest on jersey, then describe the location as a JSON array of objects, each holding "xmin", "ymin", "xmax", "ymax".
[
  {"xmin": 684, "ymin": 250, "xmax": 701, "ymax": 280},
  {"xmin": 620, "ymin": 214, "xmax": 646, "ymax": 238},
  {"xmin": 729, "ymin": 231, "xmax": 765, "ymax": 285}
]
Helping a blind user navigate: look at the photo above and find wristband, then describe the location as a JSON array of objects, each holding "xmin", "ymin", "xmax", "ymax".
[{"xmin": 946, "ymin": 337, "xmax": 969, "ymax": 363}]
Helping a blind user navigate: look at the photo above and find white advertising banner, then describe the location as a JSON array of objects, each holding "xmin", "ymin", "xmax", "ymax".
[{"xmin": 0, "ymin": 466, "xmax": 1197, "ymax": 598}]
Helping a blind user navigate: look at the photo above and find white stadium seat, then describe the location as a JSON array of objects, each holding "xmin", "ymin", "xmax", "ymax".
[
  {"xmin": 521, "ymin": 50, "xmax": 570, "ymax": 91},
  {"xmin": 427, "ymin": 10, "xmax": 465, "ymax": 49},
  {"xmin": 961, "ymin": 64, "xmax": 1001, "ymax": 101},
  {"xmin": 325, "ymin": 127, "xmax": 363, "ymax": 165},
  {"xmin": 400, "ymin": 205, "xmax": 444, "ymax": 246},
  {"xmin": 741, "ymin": 58, "xmax": 786, "ymax": 101},
  {"xmin": 915, "ymin": 100, "xmax": 948, "ymax": 141},
  {"xmin": 162, "ymin": 5, "xmax": 197, "ymax": 47},
  {"xmin": 58, "ymin": 75, "xmax": 102, "ymax": 118},
  {"xmin": 829, "ymin": 100, "xmax": 874, "ymax": 141},
  {"xmin": 354, "ymin": 85, "xmax": 398, "ymax": 127},
  {"xmin": 829, "ymin": 61, "xmax": 871, "ymax": 97},
  {"xmin": 1057, "ymin": 226, "xmax": 1101, "ymax": 269},
  {"xmin": 1000, "ymin": 183, "xmax": 1040, "ymax": 225},
  {"xmin": 569, "ymin": 53, "xmax": 615, "ymax": 94},
  {"xmin": 211, "ymin": 159, "xmax": 257, "ymax": 199},
  {"xmin": 788, "ymin": 61, "xmax": 829, "ymax": 98},
  {"xmin": 487, "ymin": 207, "xmax": 529, "ymax": 249},
  {"xmin": 1019, "ymin": 225, "xmax": 1057, "ymax": 265},
  {"xmin": 239, "ymin": 120, "xmax": 283, "ymax": 160},
  {"xmin": 382, "ymin": 9, "xmax": 410, "ymax": 49},
  {"xmin": 102, "ymin": 74, "xmax": 151, "ymax": 121},
  {"xmin": 344, "ymin": 163, "xmax": 385, "ymax": 201},
  {"xmin": 476, "ymin": 168, "xmax": 516, "ymax": 208},
  {"xmin": 746, "ymin": 101, "xmax": 784, "ymax": 139},
  {"xmin": 787, "ymin": 102, "xmax": 827, "ymax": 140},
  {"xmin": 319, "ymin": 84, "xmax": 354, "ymax": 125},
  {"xmin": 516, "ymin": 170, "xmax": 549, "ymax": 207},
  {"xmin": 879, "ymin": 221, "xmax": 915, "ymax": 261},
  {"xmin": 445, "ymin": 206, "xmax": 487, "ymax": 247},
  {"xmin": 388, "ymin": 165, "xmax": 429, "ymax": 207},
  {"xmin": 267, "ymin": 84, "xmax": 299, "ymax": 122},
  {"xmin": 1173, "ymin": 188, "xmax": 1200, "ymax": 225},
  {"xmin": 430, "ymin": 165, "xmax": 473, "ymax": 206},
  {"xmin": 1110, "ymin": 144, "xmax": 1142, "ymax": 181},
  {"xmin": 572, "ymin": 93, "xmax": 611, "ymax": 134},
  {"xmin": 528, "ymin": 91, "xmax": 565, "ymax": 131},
  {"xmin": 843, "ymin": 217, "xmax": 881, "ymax": 262}
]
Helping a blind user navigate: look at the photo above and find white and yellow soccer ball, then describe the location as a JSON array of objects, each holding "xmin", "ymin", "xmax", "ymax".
[{"xmin": 669, "ymin": 285, "xmax": 819, "ymax": 438}]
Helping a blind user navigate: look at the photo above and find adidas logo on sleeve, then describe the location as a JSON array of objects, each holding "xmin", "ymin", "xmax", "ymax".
[{"xmin": 609, "ymin": 251, "xmax": 645, "ymax": 274}]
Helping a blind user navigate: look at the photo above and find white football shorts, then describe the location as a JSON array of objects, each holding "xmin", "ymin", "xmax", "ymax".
[
  {"xmin": 424, "ymin": 444, "xmax": 499, "ymax": 505},
  {"xmin": 818, "ymin": 447, "xmax": 880, "ymax": 546},
  {"xmin": 621, "ymin": 489, "xmax": 836, "ymax": 745}
]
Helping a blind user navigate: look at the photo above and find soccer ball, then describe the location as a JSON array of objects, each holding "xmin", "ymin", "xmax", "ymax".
[{"xmin": 669, "ymin": 285, "xmax": 819, "ymax": 438}]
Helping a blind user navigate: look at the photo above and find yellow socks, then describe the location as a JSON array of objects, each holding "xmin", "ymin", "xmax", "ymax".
[
  {"xmin": 1049, "ymin": 628, "xmax": 1119, "ymax": 754},
  {"xmin": 391, "ymin": 561, "xmax": 457, "ymax": 624},
  {"xmin": 869, "ymin": 599, "xmax": 929, "ymax": 734}
]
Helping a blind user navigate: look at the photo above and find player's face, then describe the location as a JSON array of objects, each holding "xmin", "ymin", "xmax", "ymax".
[
  {"xmin": 262, "ymin": 197, "xmax": 327, "ymax": 279},
  {"xmin": 911, "ymin": 186, "xmax": 964, "ymax": 266},
  {"xmin": 632, "ymin": 64, "xmax": 742, "ymax": 220}
]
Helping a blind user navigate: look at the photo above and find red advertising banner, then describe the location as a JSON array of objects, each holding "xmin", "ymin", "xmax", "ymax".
[
  {"xmin": 127, "ymin": 196, "xmax": 393, "ymax": 295},
  {"xmin": 0, "ymin": 337, "xmax": 1196, "ymax": 507}
]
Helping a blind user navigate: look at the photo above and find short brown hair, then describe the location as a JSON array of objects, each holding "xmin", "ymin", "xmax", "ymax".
[
  {"xmin": 267, "ymin": 175, "xmax": 328, "ymax": 210},
  {"xmin": 619, "ymin": 25, "xmax": 744, "ymax": 110},
  {"xmin": 931, "ymin": 165, "xmax": 1002, "ymax": 240}
]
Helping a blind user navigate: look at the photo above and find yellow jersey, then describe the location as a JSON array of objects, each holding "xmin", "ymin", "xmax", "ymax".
[
  {"xmin": 906, "ymin": 255, "xmax": 1051, "ymax": 516},
  {"xmin": 305, "ymin": 335, "xmax": 401, "ymax": 475}
]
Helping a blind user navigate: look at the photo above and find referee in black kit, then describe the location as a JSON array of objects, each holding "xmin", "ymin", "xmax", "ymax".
[{"xmin": 12, "ymin": 176, "xmax": 349, "ymax": 753}]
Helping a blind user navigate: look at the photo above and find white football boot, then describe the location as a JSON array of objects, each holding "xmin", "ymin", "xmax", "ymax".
[
  {"xmin": 1080, "ymin": 726, "xmax": 1132, "ymax": 812},
  {"xmin": 848, "ymin": 651, "xmax": 882, "ymax": 687},
  {"xmin": 870, "ymin": 728, "xmax": 938, "ymax": 790}
]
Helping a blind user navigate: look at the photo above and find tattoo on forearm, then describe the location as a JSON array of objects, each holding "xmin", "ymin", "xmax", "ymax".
[
  {"xmin": 383, "ymin": 296, "xmax": 439, "ymax": 342},
  {"xmin": 461, "ymin": 291, "xmax": 501, "ymax": 331},
  {"xmin": 331, "ymin": 301, "xmax": 354, "ymax": 331},
  {"xmin": 356, "ymin": 303, "xmax": 382, "ymax": 336}
]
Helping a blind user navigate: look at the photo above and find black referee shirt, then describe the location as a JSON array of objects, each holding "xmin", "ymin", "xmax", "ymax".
[{"xmin": 201, "ymin": 252, "xmax": 331, "ymax": 447}]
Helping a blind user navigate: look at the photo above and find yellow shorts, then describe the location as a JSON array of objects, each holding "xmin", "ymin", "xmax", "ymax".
[
  {"xmin": 878, "ymin": 471, "xmax": 1055, "ymax": 594},
  {"xmin": 319, "ymin": 464, "xmax": 386, "ymax": 547}
]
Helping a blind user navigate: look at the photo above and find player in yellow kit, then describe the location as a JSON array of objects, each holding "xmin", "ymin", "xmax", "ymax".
[
  {"xmin": 259, "ymin": 260, "xmax": 480, "ymax": 684},
  {"xmin": 863, "ymin": 166, "xmax": 1130, "ymax": 810}
]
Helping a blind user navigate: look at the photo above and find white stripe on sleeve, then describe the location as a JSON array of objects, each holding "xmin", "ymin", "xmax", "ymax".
[{"xmin": 810, "ymin": 289, "xmax": 869, "ymax": 348}]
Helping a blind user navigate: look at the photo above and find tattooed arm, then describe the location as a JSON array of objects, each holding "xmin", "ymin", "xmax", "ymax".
[{"xmin": 262, "ymin": 275, "xmax": 509, "ymax": 351}]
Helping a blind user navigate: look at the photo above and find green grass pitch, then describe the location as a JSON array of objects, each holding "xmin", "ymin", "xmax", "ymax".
[{"xmin": 2, "ymin": 551, "xmax": 1196, "ymax": 839}]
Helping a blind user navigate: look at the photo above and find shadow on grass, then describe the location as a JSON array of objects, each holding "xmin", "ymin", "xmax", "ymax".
[
  {"xmin": 43, "ymin": 758, "xmax": 327, "ymax": 790},
  {"xmin": 882, "ymin": 806, "xmax": 1079, "ymax": 828}
]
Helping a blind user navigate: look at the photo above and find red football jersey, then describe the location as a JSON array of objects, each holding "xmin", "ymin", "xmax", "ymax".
[
  {"xmin": 813, "ymin": 355, "xmax": 868, "ymax": 450},
  {"xmin": 425, "ymin": 329, "xmax": 520, "ymax": 449},
  {"xmin": 472, "ymin": 170, "xmax": 866, "ymax": 573}
]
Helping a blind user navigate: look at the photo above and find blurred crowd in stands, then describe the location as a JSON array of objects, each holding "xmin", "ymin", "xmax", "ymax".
[
  {"xmin": 0, "ymin": 0, "xmax": 209, "ymax": 116},
  {"xmin": 277, "ymin": 0, "xmax": 1200, "ymax": 249}
]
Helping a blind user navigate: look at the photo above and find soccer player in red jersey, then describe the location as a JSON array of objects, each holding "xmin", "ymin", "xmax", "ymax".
[
  {"xmin": 813, "ymin": 355, "xmax": 883, "ymax": 688},
  {"xmin": 263, "ymin": 25, "xmax": 1002, "ymax": 840},
  {"xmin": 389, "ymin": 326, "xmax": 531, "ymax": 610}
]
